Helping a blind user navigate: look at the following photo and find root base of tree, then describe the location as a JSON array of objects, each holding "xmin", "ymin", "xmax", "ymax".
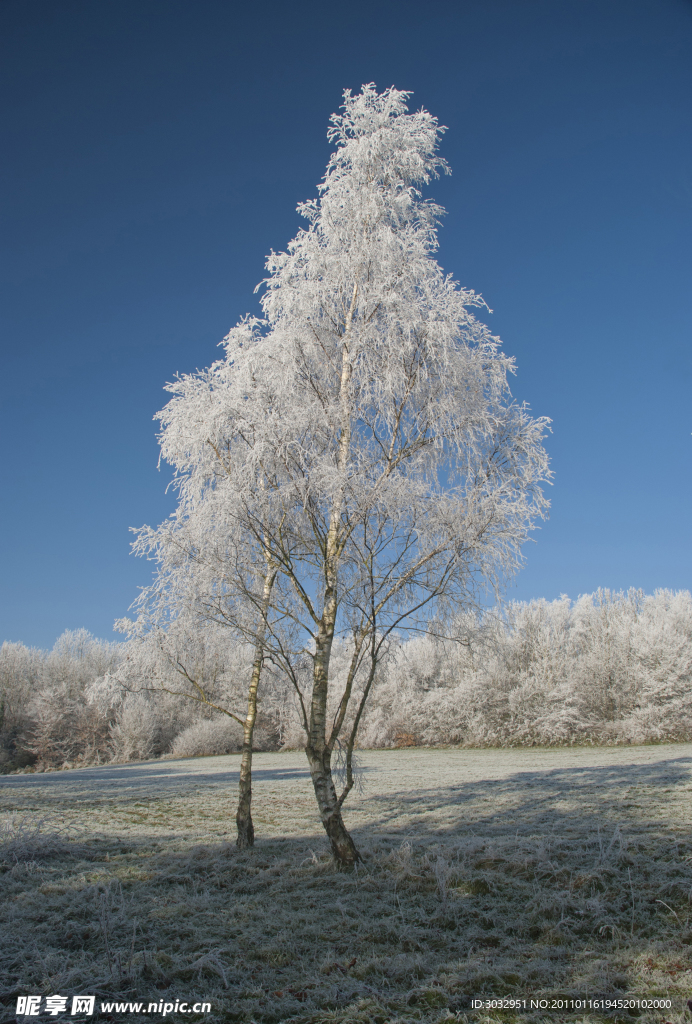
[
  {"xmin": 325, "ymin": 813, "xmax": 361, "ymax": 867},
  {"xmin": 235, "ymin": 816, "xmax": 254, "ymax": 849}
]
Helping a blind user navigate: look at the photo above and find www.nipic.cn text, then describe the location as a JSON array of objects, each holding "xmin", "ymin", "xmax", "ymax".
[{"xmin": 15, "ymin": 996, "xmax": 212, "ymax": 1016}]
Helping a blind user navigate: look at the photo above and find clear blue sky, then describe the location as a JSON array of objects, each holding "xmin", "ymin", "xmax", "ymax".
[{"xmin": 1, "ymin": 0, "xmax": 690, "ymax": 649}]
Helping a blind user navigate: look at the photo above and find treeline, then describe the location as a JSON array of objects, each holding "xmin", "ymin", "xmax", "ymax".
[{"xmin": 1, "ymin": 588, "xmax": 691, "ymax": 773}]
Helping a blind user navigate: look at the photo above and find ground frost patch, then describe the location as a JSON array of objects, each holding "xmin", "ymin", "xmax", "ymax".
[{"xmin": 2, "ymin": 746, "xmax": 692, "ymax": 1023}]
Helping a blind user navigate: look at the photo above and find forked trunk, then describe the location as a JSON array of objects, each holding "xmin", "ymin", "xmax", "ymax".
[
  {"xmin": 235, "ymin": 565, "xmax": 276, "ymax": 849},
  {"xmin": 306, "ymin": 603, "xmax": 362, "ymax": 867},
  {"xmin": 306, "ymin": 744, "xmax": 361, "ymax": 866},
  {"xmin": 303, "ymin": 281, "xmax": 362, "ymax": 866}
]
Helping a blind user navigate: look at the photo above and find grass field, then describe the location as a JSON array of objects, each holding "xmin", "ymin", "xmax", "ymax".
[{"xmin": 2, "ymin": 745, "xmax": 692, "ymax": 1023}]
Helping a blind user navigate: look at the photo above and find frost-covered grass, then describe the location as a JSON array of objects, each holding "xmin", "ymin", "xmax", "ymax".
[{"xmin": 2, "ymin": 746, "xmax": 692, "ymax": 1023}]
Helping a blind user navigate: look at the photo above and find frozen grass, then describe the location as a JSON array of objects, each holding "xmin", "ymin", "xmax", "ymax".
[
  {"xmin": 0, "ymin": 813, "xmax": 90, "ymax": 865},
  {"xmin": 2, "ymin": 745, "xmax": 692, "ymax": 1023}
]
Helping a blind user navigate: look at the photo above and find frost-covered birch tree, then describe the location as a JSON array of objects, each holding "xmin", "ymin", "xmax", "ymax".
[
  {"xmin": 248, "ymin": 85, "xmax": 551, "ymax": 863},
  {"xmin": 133, "ymin": 84, "xmax": 551, "ymax": 865}
]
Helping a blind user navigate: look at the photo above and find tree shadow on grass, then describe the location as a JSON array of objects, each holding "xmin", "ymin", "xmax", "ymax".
[
  {"xmin": 354, "ymin": 754, "xmax": 692, "ymax": 841},
  {"xmin": 0, "ymin": 760, "xmax": 314, "ymax": 802}
]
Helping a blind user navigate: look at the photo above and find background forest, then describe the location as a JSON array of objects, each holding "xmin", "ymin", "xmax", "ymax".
[{"xmin": 2, "ymin": 587, "xmax": 690, "ymax": 774}]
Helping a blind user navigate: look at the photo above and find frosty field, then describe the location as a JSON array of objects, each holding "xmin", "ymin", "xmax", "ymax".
[{"xmin": 2, "ymin": 745, "xmax": 692, "ymax": 1024}]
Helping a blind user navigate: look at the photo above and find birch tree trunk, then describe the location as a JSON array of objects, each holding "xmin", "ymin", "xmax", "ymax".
[
  {"xmin": 236, "ymin": 564, "xmax": 277, "ymax": 849},
  {"xmin": 305, "ymin": 590, "xmax": 362, "ymax": 866},
  {"xmin": 304, "ymin": 283, "xmax": 362, "ymax": 867}
]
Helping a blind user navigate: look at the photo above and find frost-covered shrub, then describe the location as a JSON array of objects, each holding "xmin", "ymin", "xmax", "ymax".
[
  {"xmin": 0, "ymin": 641, "xmax": 43, "ymax": 770},
  {"xmin": 1, "ymin": 631, "xmax": 125, "ymax": 771},
  {"xmin": 29, "ymin": 687, "xmax": 112, "ymax": 768},
  {"xmin": 170, "ymin": 717, "xmax": 244, "ymax": 758},
  {"xmin": 355, "ymin": 589, "xmax": 692, "ymax": 748},
  {"xmin": 2, "ymin": 588, "xmax": 691, "ymax": 769},
  {"xmin": 109, "ymin": 701, "xmax": 160, "ymax": 763},
  {"xmin": 43, "ymin": 629, "xmax": 120, "ymax": 694},
  {"xmin": 272, "ymin": 590, "xmax": 692, "ymax": 752}
]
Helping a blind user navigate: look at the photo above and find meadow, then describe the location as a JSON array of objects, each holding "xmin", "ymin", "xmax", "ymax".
[{"xmin": 2, "ymin": 745, "xmax": 692, "ymax": 1024}]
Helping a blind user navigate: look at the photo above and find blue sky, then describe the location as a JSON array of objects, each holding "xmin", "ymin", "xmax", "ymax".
[{"xmin": 1, "ymin": 0, "xmax": 691, "ymax": 649}]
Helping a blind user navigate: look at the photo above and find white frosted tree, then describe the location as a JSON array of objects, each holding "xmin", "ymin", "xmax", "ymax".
[
  {"xmin": 636, "ymin": 589, "xmax": 692, "ymax": 737},
  {"xmin": 133, "ymin": 85, "xmax": 551, "ymax": 865},
  {"xmin": 247, "ymin": 85, "xmax": 551, "ymax": 863}
]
